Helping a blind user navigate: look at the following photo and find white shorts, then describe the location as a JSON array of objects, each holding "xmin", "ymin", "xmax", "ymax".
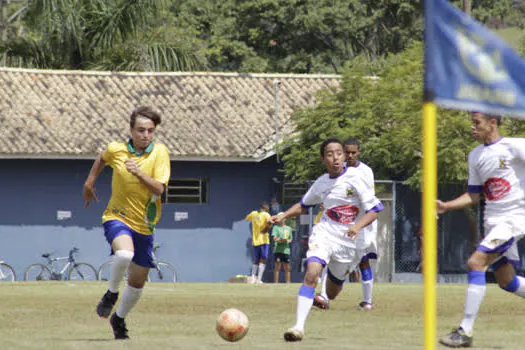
[
  {"xmin": 306, "ymin": 229, "xmax": 363, "ymax": 281},
  {"xmin": 479, "ymin": 216, "xmax": 525, "ymax": 263}
]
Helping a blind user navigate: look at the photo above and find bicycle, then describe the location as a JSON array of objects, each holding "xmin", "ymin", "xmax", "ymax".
[
  {"xmin": 0, "ymin": 259, "xmax": 16, "ymax": 282},
  {"xmin": 97, "ymin": 243, "xmax": 177, "ymax": 282},
  {"xmin": 24, "ymin": 247, "xmax": 98, "ymax": 281}
]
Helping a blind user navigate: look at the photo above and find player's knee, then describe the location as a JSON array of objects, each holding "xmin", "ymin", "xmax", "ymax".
[{"xmin": 114, "ymin": 250, "xmax": 134, "ymax": 265}]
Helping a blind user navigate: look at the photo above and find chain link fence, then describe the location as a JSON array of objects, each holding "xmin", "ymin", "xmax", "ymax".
[{"xmin": 273, "ymin": 179, "xmax": 525, "ymax": 282}]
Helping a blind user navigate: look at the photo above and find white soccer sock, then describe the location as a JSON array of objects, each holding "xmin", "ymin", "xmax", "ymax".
[
  {"xmin": 251, "ymin": 264, "xmax": 258, "ymax": 279},
  {"xmin": 116, "ymin": 285, "xmax": 143, "ymax": 318},
  {"xmin": 109, "ymin": 250, "xmax": 134, "ymax": 293},
  {"xmin": 361, "ymin": 279, "xmax": 373, "ymax": 304},
  {"xmin": 320, "ymin": 269, "xmax": 328, "ymax": 299},
  {"xmin": 294, "ymin": 285, "xmax": 315, "ymax": 331},
  {"xmin": 257, "ymin": 263, "xmax": 266, "ymax": 282},
  {"xmin": 459, "ymin": 284, "xmax": 486, "ymax": 335}
]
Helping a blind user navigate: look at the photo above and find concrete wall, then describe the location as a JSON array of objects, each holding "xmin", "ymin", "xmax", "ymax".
[{"xmin": 0, "ymin": 158, "xmax": 281, "ymax": 282}]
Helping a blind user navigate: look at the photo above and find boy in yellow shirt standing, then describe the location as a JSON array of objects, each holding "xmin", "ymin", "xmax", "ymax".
[{"xmin": 245, "ymin": 202, "xmax": 271, "ymax": 283}]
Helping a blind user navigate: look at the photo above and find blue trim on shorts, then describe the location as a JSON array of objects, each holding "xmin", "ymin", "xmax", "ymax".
[
  {"xmin": 253, "ymin": 244, "xmax": 270, "ymax": 261},
  {"xmin": 468, "ymin": 270, "xmax": 485, "ymax": 286},
  {"xmin": 503, "ymin": 275, "xmax": 520, "ymax": 292},
  {"xmin": 304, "ymin": 256, "xmax": 327, "ymax": 270},
  {"xmin": 477, "ymin": 237, "xmax": 514, "ymax": 254},
  {"xmin": 103, "ymin": 220, "xmax": 155, "ymax": 268},
  {"xmin": 360, "ymin": 267, "xmax": 373, "ymax": 281},
  {"xmin": 298, "ymin": 285, "xmax": 315, "ymax": 299},
  {"xmin": 327, "ymin": 268, "xmax": 345, "ymax": 286}
]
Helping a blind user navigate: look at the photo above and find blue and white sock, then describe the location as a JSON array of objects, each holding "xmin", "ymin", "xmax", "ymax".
[
  {"xmin": 320, "ymin": 268, "xmax": 328, "ymax": 299},
  {"xmin": 459, "ymin": 270, "xmax": 486, "ymax": 335},
  {"xmin": 294, "ymin": 285, "xmax": 315, "ymax": 331},
  {"xmin": 360, "ymin": 266, "xmax": 374, "ymax": 304},
  {"xmin": 502, "ymin": 275, "xmax": 525, "ymax": 298}
]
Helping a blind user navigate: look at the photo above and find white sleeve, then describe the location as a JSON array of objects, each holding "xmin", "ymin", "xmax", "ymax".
[
  {"xmin": 467, "ymin": 150, "xmax": 482, "ymax": 187},
  {"xmin": 300, "ymin": 178, "xmax": 324, "ymax": 207},
  {"xmin": 355, "ymin": 176, "xmax": 381, "ymax": 212},
  {"xmin": 510, "ymin": 138, "xmax": 525, "ymax": 163}
]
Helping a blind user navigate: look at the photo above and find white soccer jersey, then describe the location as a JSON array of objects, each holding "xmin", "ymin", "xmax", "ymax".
[
  {"xmin": 468, "ymin": 137, "xmax": 525, "ymax": 221},
  {"xmin": 301, "ymin": 167, "xmax": 382, "ymax": 249},
  {"xmin": 353, "ymin": 162, "xmax": 378, "ymax": 249}
]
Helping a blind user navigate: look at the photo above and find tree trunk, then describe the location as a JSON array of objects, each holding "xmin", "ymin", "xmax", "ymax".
[{"xmin": 463, "ymin": 0, "xmax": 471, "ymax": 15}]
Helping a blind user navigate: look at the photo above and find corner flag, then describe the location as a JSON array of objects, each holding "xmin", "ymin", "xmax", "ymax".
[
  {"xmin": 423, "ymin": 1, "xmax": 525, "ymax": 349},
  {"xmin": 425, "ymin": 0, "xmax": 525, "ymax": 118}
]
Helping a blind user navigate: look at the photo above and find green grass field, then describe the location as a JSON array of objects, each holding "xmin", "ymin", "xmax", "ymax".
[{"xmin": 0, "ymin": 282, "xmax": 523, "ymax": 349}]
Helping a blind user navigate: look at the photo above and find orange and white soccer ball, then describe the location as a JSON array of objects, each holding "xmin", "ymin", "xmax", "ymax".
[{"xmin": 215, "ymin": 308, "xmax": 249, "ymax": 342}]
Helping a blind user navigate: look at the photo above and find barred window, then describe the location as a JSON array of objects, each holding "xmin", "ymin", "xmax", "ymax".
[
  {"xmin": 281, "ymin": 181, "xmax": 311, "ymax": 205},
  {"xmin": 163, "ymin": 178, "xmax": 208, "ymax": 204}
]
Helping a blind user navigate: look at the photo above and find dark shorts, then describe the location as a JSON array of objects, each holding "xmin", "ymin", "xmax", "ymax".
[
  {"xmin": 253, "ymin": 244, "xmax": 270, "ymax": 261},
  {"xmin": 274, "ymin": 252, "xmax": 290, "ymax": 264},
  {"xmin": 103, "ymin": 220, "xmax": 155, "ymax": 268}
]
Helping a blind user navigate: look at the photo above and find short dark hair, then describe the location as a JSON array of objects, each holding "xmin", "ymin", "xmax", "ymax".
[
  {"xmin": 260, "ymin": 201, "xmax": 269, "ymax": 210},
  {"xmin": 130, "ymin": 106, "xmax": 162, "ymax": 128},
  {"xmin": 320, "ymin": 138, "xmax": 343, "ymax": 156},
  {"xmin": 343, "ymin": 137, "xmax": 360, "ymax": 149},
  {"xmin": 472, "ymin": 111, "xmax": 501, "ymax": 126}
]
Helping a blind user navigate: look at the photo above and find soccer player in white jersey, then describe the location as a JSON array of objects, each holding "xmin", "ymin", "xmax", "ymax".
[
  {"xmin": 438, "ymin": 112, "xmax": 525, "ymax": 348},
  {"xmin": 315, "ymin": 137, "xmax": 379, "ymax": 311},
  {"xmin": 270, "ymin": 138, "xmax": 384, "ymax": 342}
]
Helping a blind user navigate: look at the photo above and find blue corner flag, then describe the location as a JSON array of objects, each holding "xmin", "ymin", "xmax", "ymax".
[{"xmin": 424, "ymin": 0, "xmax": 525, "ymax": 118}]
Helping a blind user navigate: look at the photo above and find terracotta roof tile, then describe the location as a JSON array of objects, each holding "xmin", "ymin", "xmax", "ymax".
[{"xmin": 0, "ymin": 68, "xmax": 341, "ymax": 160}]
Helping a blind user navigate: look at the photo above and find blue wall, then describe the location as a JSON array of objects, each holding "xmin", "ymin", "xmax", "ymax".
[{"xmin": 0, "ymin": 158, "xmax": 282, "ymax": 282}]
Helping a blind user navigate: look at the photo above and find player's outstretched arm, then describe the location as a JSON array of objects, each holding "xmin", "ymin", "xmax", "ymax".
[
  {"xmin": 269, "ymin": 203, "xmax": 305, "ymax": 224},
  {"xmin": 83, "ymin": 152, "xmax": 106, "ymax": 208},
  {"xmin": 437, "ymin": 192, "xmax": 480, "ymax": 214}
]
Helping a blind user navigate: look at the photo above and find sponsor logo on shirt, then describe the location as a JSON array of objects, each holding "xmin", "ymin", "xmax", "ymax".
[
  {"xmin": 326, "ymin": 205, "xmax": 359, "ymax": 225},
  {"xmin": 483, "ymin": 177, "xmax": 510, "ymax": 200},
  {"xmin": 499, "ymin": 157, "xmax": 508, "ymax": 169}
]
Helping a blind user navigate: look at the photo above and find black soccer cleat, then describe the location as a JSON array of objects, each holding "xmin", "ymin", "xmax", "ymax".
[
  {"xmin": 110, "ymin": 312, "xmax": 129, "ymax": 340},
  {"xmin": 357, "ymin": 301, "xmax": 374, "ymax": 310},
  {"xmin": 439, "ymin": 327, "xmax": 473, "ymax": 348},
  {"xmin": 96, "ymin": 290, "xmax": 118, "ymax": 318}
]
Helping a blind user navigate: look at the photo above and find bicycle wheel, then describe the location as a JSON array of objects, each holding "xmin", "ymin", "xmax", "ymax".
[
  {"xmin": 149, "ymin": 261, "xmax": 177, "ymax": 282},
  {"xmin": 68, "ymin": 263, "xmax": 97, "ymax": 281},
  {"xmin": 97, "ymin": 260, "xmax": 112, "ymax": 281},
  {"xmin": 98, "ymin": 260, "xmax": 129, "ymax": 282},
  {"xmin": 0, "ymin": 262, "xmax": 16, "ymax": 281},
  {"xmin": 25, "ymin": 264, "xmax": 52, "ymax": 281}
]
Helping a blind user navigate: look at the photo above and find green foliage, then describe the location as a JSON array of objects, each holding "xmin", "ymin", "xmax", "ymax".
[
  {"xmin": 0, "ymin": 0, "xmax": 203, "ymax": 71},
  {"xmin": 281, "ymin": 41, "xmax": 525, "ymax": 189}
]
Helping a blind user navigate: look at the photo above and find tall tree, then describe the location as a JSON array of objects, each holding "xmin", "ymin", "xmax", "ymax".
[
  {"xmin": 0, "ymin": 0, "xmax": 204, "ymax": 71},
  {"xmin": 281, "ymin": 42, "xmax": 525, "ymax": 188}
]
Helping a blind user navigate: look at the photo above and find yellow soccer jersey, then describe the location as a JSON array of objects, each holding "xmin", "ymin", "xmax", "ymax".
[
  {"xmin": 102, "ymin": 141, "xmax": 171, "ymax": 235},
  {"xmin": 246, "ymin": 210, "xmax": 271, "ymax": 246}
]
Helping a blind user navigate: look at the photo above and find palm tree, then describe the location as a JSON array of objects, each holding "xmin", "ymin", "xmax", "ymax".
[{"xmin": 0, "ymin": 0, "xmax": 204, "ymax": 71}]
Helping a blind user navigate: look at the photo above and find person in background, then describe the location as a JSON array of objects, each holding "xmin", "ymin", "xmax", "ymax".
[
  {"xmin": 272, "ymin": 216, "xmax": 293, "ymax": 283},
  {"xmin": 245, "ymin": 202, "xmax": 271, "ymax": 284}
]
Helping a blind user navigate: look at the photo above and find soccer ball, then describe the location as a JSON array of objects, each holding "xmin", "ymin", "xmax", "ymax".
[{"xmin": 215, "ymin": 308, "xmax": 249, "ymax": 342}]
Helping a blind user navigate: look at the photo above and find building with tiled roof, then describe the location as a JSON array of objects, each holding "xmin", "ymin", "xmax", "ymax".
[
  {"xmin": 0, "ymin": 67, "xmax": 344, "ymax": 283},
  {"xmin": 0, "ymin": 68, "xmax": 341, "ymax": 160}
]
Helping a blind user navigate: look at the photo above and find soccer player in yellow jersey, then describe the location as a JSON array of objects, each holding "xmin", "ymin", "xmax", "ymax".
[
  {"xmin": 245, "ymin": 202, "xmax": 271, "ymax": 283},
  {"xmin": 83, "ymin": 106, "xmax": 170, "ymax": 340}
]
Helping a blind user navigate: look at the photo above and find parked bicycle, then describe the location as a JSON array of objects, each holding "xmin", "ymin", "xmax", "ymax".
[
  {"xmin": 24, "ymin": 247, "xmax": 98, "ymax": 281},
  {"xmin": 97, "ymin": 243, "xmax": 177, "ymax": 282},
  {"xmin": 0, "ymin": 258, "xmax": 16, "ymax": 282}
]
